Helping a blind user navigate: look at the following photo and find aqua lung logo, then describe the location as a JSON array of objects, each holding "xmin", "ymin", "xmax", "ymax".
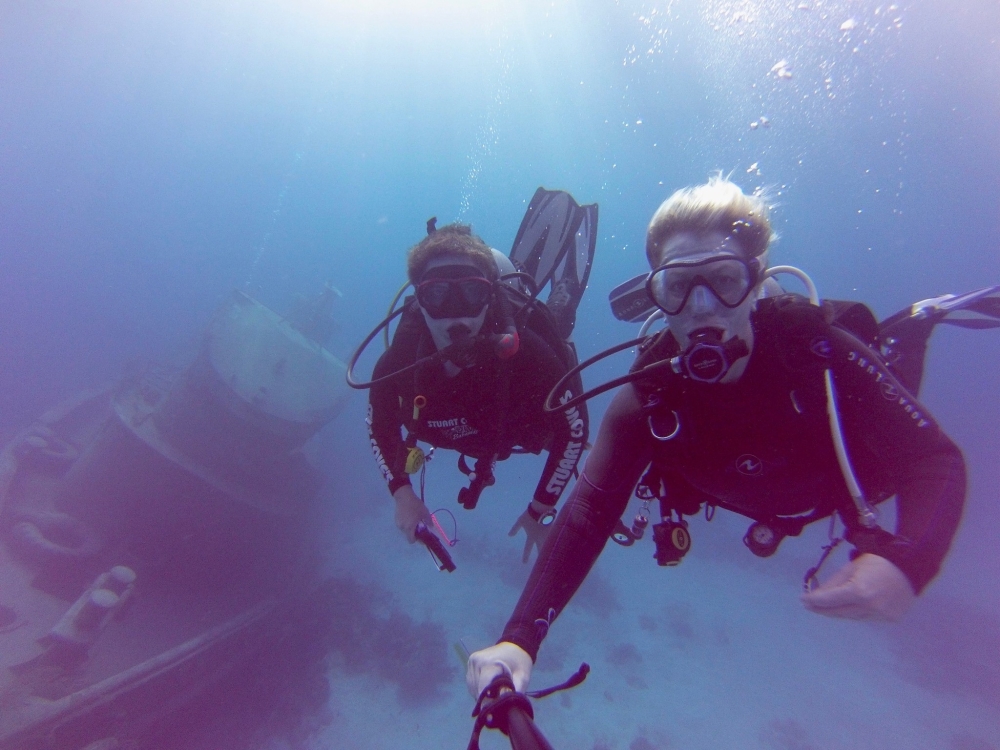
[
  {"xmin": 621, "ymin": 295, "xmax": 651, "ymax": 319},
  {"xmin": 879, "ymin": 381, "xmax": 900, "ymax": 401},
  {"xmin": 544, "ymin": 390, "xmax": 585, "ymax": 496},
  {"xmin": 810, "ymin": 337, "xmax": 832, "ymax": 358},
  {"xmin": 847, "ymin": 350, "xmax": 929, "ymax": 428},
  {"xmin": 736, "ymin": 454, "xmax": 763, "ymax": 476}
]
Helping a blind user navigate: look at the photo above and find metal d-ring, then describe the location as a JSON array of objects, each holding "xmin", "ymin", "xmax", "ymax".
[{"xmin": 648, "ymin": 410, "xmax": 680, "ymax": 441}]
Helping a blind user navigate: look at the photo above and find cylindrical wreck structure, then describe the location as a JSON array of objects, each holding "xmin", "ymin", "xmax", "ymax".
[{"xmin": 0, "ymin": 289, "xmax": 350, "ymax": 750}]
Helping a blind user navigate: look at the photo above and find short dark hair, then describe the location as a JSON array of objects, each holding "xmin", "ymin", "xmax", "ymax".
[{"xmin": 406, "ymin": 223, "xmax": 498, "ymax": 285}]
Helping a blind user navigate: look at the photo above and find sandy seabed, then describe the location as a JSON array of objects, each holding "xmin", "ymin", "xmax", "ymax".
[{"xmin": 305, "ymin": 455, "xmax": 1000, "ymax": 750}]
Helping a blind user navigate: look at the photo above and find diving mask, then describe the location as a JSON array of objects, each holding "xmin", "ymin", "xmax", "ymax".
[
  {"xmin": 646, "ymin": 254, "xmax": 760, "ymax": 316},
  {"xmin": 416, "ymin": 265, "xmax": 493, "ymax": 319}
]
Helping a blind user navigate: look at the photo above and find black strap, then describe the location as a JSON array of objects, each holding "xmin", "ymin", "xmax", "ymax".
[
  {"xmin": 633, "ymin": 459, "xmax": 839, "ymax": 539},
  {"xmin": 458, "ymin": 455, "xmax": 497, "ymax": 510},
  {"xmin": 468, "ymin": 666, "xmax": 588, "ymax": 750},
  {"xmin": 527, "ymin": 662, "xmax": 590, "ymax": 699}
]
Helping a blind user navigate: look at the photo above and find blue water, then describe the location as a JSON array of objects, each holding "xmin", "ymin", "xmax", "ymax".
[{"xmin": 1, "ymin": 1, "xmax": 998, "ymax": 748}]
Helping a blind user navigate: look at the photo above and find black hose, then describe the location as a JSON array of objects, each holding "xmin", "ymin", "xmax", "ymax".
[
  {"xmin": 345, "ymin": 306, "xmax": 408, "ymax": 389},
  {"xmin": 542, "ymin": 336, "xmax": 655, "ymax": 413}
]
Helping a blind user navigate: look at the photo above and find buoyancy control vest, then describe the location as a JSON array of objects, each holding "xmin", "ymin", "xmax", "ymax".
[
  {"xmin": 631, "ymin": 293, "xmax": 880, "ymax": 394},
  {"xmin": 388, "ymin": 286, "xmax": 582, "ymax": 508},
  {"xmin": 626, "ymin": 293, "xmax": 889, "ymax": 544}
]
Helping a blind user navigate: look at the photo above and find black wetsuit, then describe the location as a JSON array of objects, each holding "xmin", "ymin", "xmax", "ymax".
[
  {"xmin": 367, "ymin": 301, "xmax": 589, "ymax": 511},
  {"xmin": 501, "ymin": 297, "xmax": 966, "ymax": 660}
]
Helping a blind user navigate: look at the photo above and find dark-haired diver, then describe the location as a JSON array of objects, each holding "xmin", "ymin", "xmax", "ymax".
[
  {"xmin": 466, "ymin": 175, "xmax": 993, "ymax": 696},
  {"xmin": 354, "ymin": 189, "xmax": 597, "ymax": 564}
]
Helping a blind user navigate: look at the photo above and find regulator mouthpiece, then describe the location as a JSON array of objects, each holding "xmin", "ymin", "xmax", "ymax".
[
  {"xmin": 447, "ymin": 323, "xmax": 473, "ymax": 344},
  {"xmin": 671, "ymin": 328, "xmax": 749, "ymax": 383}
]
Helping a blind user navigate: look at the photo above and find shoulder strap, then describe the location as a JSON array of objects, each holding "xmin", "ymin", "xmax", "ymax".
[
  {"xmin": 826, "ymin": 299, "xmax": 880, "ymax": 349},
  {"xmin": 755, "ymin": 295, "xmax": 883, "ymax": 528},
  {"xmin": 753, "ymin": 293, "xmax": 885, "ymax": 376},
  {"xmin": 755, "ymin": 293, "xmax": 880, "ymax": 349}
]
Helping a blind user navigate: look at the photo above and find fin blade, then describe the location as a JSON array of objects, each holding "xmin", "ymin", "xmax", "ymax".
[
  {"xmin": 573, "ymin": 203, "xmax": 598, "ymax": 292},
  {"xmin": 609, "ymin": 272, "xmax": 656, "ymax": 323},
  {"xmin": 509, "ymin": 188, "xmax": 585, "ymax": 292},
  {"xmin": 933, "ymin": 284, "xmax": 1000, "ymax": 315},
  {"xmin": 939, "ymin": 318, "xmax": 1000, "ymax": 330},
  {"xmin": 548, "ymin": 201, "xmax": 598, "ymax": 299},
  {"xmin": 964, "ymin": 296, "xmax": 1000, "ymax": 320},
  {"xmin": 881, "ymin": 284, "xmax": 1000, "ymax": 335}
]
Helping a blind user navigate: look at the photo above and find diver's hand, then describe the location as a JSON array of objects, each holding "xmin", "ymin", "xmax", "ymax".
[
  {"xmin": 466, "ymin": 642, "xmax": 533, "ymax": 698},
  {"xmin": 392, "ymin": 485, "xmax": 433, "ymax": 544},
  {"xmin": 801, "ymin": 553, "xmax": 915, "ymax": 621},
  {"xmin": 508, "ymin": 502, "xmax": 555, "ymax": 563}
]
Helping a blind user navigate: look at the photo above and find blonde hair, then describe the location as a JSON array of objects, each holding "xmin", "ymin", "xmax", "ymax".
[
  {"xmin": 645, "ymin": 175, "xmax": 773, "ymax": 267},
  {"xmin": 406, "ymin": 223, "xmax": 498, "ymax": 284}
]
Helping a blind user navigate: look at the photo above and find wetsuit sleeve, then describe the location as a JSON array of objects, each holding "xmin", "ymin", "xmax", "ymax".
[
  {"xmin": 531, "ymin": 345, "xmax": 589, "ymax": 508},
  {"xmin": 367, "ymin": 349, "xmax": 410, "ymax": 494},
  {"xmin": 501, "ymin": 385, "xmax": 651, "ymax": 660},
  {"xmin": 830, "ymin": 327, "xmax": 966, "ymax": 593}
]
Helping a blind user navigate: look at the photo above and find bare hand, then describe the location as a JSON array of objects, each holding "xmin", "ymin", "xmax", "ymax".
[
  {"xmin": 392, "ymin": 485, "xmax": 433, "ymax": 543},
  {"xmin": 801, "ymin": 553, "xmax": 915, "ymax": 621},
  {"xmin": 508, "ymin": 505, "xmax": 554, "ymax": 563},
  {"xmin": 466, "ymin": 641, "xmax": 533, "ymax": 698}
]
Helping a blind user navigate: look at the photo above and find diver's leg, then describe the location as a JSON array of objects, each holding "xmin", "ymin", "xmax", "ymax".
[{"xmin": 546, "ymin": 278, "xmax": 579, "ymax": 340}]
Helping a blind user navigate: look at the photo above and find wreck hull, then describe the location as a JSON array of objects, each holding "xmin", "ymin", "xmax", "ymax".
[{"xmin": 0, "ymin": 291, "xmax": 348, "ymax": 750}]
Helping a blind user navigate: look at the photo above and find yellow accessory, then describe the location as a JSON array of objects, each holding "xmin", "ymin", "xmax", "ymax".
[
  {"xmin": 405, "ymin": 446, "xmax": 426, "ymax": 474},
  {"xmin": 671, "ymin": 526, "xmax": 690, "ymax": 553},
  {"xmin": 405, "ymin": 395, "xmax": 429, "ymax": 473},
  {"xmin": 412, "ymin": 394, "xmax": 427, "ymax": 421}
]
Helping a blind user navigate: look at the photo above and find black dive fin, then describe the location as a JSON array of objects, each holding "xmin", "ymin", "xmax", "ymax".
[
  {"xmin": 940, "ymin": 317, "xmax": 1000, "ymax": 330},
  {"xmin": 510, "ymin": 187, "xmax": 598, "ymax": 339},
  {"xmin": 937, "ymin": 289, "xmax": 1000, "ymax": 328},
  {"xmin": 966, "ymin": 295, "xmax": 1000, "ymax": 319},
  {"xmin": 609, "ymin": 272, "xmax": 656, "ymax": 323},
  {"xmin": 880, "ymin": 285, "xmax": 1000, "ymax": 333},
  {"xmin": 550, "ymin": 201, "xmax": 597, "ymax": 298},
  {"xmin": 880, "ymin": 284, "xmax": 1000, "ymax": 395},
  {"xmin": 509, "ymin": 188, "xmax": 596, "ymax": 297}
]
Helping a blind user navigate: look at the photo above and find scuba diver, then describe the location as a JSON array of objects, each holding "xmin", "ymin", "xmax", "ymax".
[
  {"xmin": 466, "ymin": 175, "xmax": 995, "ymax": 698},
  {"xmin": 350, "ymin": 189, "xmax": 597, "ymax": 564}
]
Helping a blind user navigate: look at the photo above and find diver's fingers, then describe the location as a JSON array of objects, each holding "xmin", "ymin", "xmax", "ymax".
[
  {"xmin": 801, "ymin": 586, "xmax": 872, "ymax": 619},
  {"xmin": 811, "ymin": 560, "xmax": 856, "ymax": 590},
  {"xmin": 801, "ymin": 558, "xmax": 866, "ymax": 616},
  {"xmin": 466, "ymin": 642, "xmax": 533, "ymax": 697},
  {"xmin": 801, "ymin": 554, "xmax": 914, "ymax": 621},
  {"xmin": 467, "ymin": 658, "xmax": 507, "ymax": 700}
]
